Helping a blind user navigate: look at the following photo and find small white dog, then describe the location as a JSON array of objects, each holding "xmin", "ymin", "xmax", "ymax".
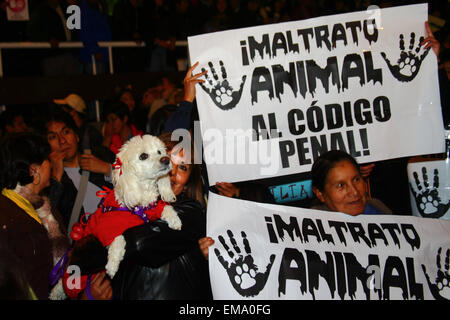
[
  {"xmin": 105, "ymin": 135, "xmax": 182, "ymax": 277},
  {"xmin": 51, "ymin": 135, "xmax": 182, "ymax": 299}
]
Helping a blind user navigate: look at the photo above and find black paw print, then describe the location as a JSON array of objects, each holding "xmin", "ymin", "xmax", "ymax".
[
  {"xmin": 381, "ymin": 32, "xmax": 430, "ymax": 82},
  {"xmin": 200, "ymin": 61, "xmax": 246, "ymax": 111},
  {"xmin": 410, "ymin": 167, "xmax": 450, "ymax": 219},
  {"xmin": 214, "ymin": 230, "xmax": 275, "ymax": 297},
  {"xmin": 422, "ymin": 247, "xmax": 450, "ymax": 300}
]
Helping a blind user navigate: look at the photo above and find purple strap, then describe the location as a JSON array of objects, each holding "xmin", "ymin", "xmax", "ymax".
[
  {"xmin": 49, "ymin": 249, "xmax": 69, "ymax": 286},
  {"xmin": 86, "ymin": 274, "xmax": 95, "ymax": 300},
  {"xmin": 101, "ymin": 201, "xmax": 158, "ymax": 223}
]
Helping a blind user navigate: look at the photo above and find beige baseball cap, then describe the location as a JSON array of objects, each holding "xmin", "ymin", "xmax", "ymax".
[{"xmin": 54, "ymin": 93, "xmax": 87, "ymax": 114}]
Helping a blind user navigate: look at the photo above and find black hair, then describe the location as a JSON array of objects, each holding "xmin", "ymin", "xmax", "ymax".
[
  {"xmin": 37, "ymin": 104, "xmax": 79, "ymax": 137},
  {"xmin": 147, "ymin": 104, "xmax": 177, "ymax": 136},
  {"xmin": 0, "ymin": 132, "xmax": 51, "ymax": 190},
  {"xmin": 311, "ymin": 150, "xmax": 360, "ymax": 192},
  {"xmin": 0, "ymin": 108, "xmax": 23, "ymax": 132},
  {"xmin": 59, "ymin": 103, "xmax": 87, "ymax": 121},
  {"xmin": 103, "ymin": 101, "xmax": 131, "ymax": 121}
]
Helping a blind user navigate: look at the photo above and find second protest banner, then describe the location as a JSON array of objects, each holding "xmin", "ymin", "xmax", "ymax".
[{"xmin": 207, "ymin": 193, "xmax": 450, "ymax": 300}]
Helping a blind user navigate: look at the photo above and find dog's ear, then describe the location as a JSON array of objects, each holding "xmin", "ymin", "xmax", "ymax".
[
  {"xmin": 112, "ymin": 147, "xmax": 131, "ymax": 186},
  {"xmin": 112, "ymin": 153, "xmax": 130, "ymax": 205},
  {"xmin": 112, "ymin": 161, "xmax": 121, "ymax": 187},
  {"xmin": 158, "ymin": 175, "xmax": 176, "ymax": 203}
]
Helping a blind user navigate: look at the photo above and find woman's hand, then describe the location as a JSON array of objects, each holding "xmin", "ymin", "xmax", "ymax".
[
  {"xmin": 360, "ymin": 163, "xmax": 375, "ymax": 179},
  {"xmin": 80, "ymin": 154, "xmax": 111, "ymax": 176},
  {"xmin": 102, "ymin": 122, "xmax": 113, "ymax": 147},
  {"xmin": 422, "ymin": 21, "xmax": 440, "ymax": 58},
  {"xmin": 198, "ymin": 237, "xmax": 215, "ymax": 260},
  {"xmin": 215, "ymin": 182, "xmax": 240, "ymax": 198},
  {"xmin": 183, "ymin": 61, "xmax": 207, "ymax": 103},
  {"xmin": 49, "ymin": 150, "xmax": 65, "ymax": 182},
  {"xmin": 80, "ymin": 271, "xmax": 113, "ymax": 300}
]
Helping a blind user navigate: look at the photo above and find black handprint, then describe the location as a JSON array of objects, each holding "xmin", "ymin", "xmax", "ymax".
[
  {"xmin": 381, "ymin": 32, "xmax": 430, "ymax": 82},
  {"xmin": 214, "ymin": 230, "xmax": 275, "ymax": 297},
  {"xmin": 422, "ymin": 247, "xmax": 450, "ymax": 300},
  {"xmin": 409, "ymin": 167, "xmax": 450, "ymax": 219},
  {"xmin": 200, "ymin": 61, "xmax": 246, "ymax": 111}
]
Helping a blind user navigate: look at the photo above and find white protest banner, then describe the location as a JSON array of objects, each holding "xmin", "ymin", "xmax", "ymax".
[
  {"xmin": 207, "ymin": 192, "xmax": 450, "ymax": 300},
  {"xmin": 6, "ymin": 0, "xmax": 29, "ymax": 21},
  {"xmin": 188, "ymin": 4, "xmax": 444, "ymax": 185}
]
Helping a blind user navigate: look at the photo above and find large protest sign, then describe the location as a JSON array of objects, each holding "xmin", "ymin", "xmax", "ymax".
[
  {"xmin": 6, "ymin": 0, "xmax": 29, "ymax": 21},
  {"xmin": 207, "ymin": 193, "xmax": 450, "ymax": 300},
  {"xmin": 188, "ymin": 4, "xmax": 444, "ymax": 185}
]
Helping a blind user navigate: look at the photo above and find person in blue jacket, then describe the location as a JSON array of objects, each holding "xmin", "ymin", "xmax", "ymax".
[{"xmin": 79, "ymin": 0, "xmax": 111, "ymax": 74}]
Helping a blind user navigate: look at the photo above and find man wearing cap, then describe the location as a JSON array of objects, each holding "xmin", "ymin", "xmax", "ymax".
[{"xmin": 54, "ymin": 93, "xmax": 104, "ymax": 150}]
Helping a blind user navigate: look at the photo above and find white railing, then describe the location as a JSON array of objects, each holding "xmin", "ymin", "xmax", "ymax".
[
  {"xmin": 0, "ymin": 40, "xmax": 188, "ymax": 77},
  {"xmin": 0, "ymin": 40, "xmax": 188, "ymax": 120}
]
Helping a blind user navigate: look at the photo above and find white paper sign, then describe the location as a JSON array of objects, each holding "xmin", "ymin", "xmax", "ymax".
[
  {"xmin": 207, "ymin": 192, "xmax": 450, "ymax": 300},
  {"xmin": 407, "ymin": 156, "xmax": 450, "ymax": 220},
  {"xmin": 188, "ymin": 4, "xmax": 444, "ymax": 185}
]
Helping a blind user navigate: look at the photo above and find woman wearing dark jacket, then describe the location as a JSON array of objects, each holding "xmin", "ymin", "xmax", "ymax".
[{"xmin": 112, "ymin": 131, "xmax": 212, "ymax": 300}]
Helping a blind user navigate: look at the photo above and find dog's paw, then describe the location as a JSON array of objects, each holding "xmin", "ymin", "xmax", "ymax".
[
  {"xmin": 158, "ymin": 176, "xmax": 177, "ymax": 203},
  {"xmin": 106, "ymin": 235, "xmax": 126, "ymax": 278},
  {"xmin": 168, "ymin": 215, "xmax": 182, "ymax": 230},
  {"xmin": 161, "ymin": 206, "xmax": 182, "ymax": 230},
  {"xmin": 161, "ymin": 193, "xmax": 177, "ymax": 203}
]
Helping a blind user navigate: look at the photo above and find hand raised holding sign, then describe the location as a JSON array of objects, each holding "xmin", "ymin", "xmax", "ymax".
[
  {"xmin": 183, "ymin": 61, "xmax": 207, "ymax": 103},
  {"xmin": 381, "ymin": 31, "xmax": 430, "ymax": 82},
  {"xmin": 214, "ymin": 230, "xmax": 275, "ymax": 297},
  {"xmin": 200, "ymin": 61, "xmax": 246, "ymax": 111},
  {"xmin": 381, "ymin": 22, "xmax": 438, "ymax": 82}
]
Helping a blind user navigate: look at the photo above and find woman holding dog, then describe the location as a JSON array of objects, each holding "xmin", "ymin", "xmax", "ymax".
[
  {"xmin": 111, "ymin": 130, "xmax": 211, "ymax": 299},
  {"xmin": 111, "ymin": 63, "xmax": 212, "ymax": 300}
]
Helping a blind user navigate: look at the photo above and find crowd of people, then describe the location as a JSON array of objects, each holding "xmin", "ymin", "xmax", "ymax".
[{"xmin": 0, "ymin": 0, "xmax": 448, "ymax": 301}]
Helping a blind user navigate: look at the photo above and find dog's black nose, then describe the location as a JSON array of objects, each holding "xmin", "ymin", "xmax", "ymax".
[{"xmin": 160, "ymin": 156, "xmax": 170, "ymax": 166}]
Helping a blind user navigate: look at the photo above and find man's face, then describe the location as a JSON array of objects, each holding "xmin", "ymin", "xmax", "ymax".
[
  {"xmin": 6, "ymin": 115, "xmax": 28, "ymax": 133},
  {"xmin": 46, "ymin": 121, "xmax": 79, "ymax": 161}
]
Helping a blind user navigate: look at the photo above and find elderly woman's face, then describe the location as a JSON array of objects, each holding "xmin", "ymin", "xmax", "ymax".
[
  {"xmin": 314, "ymin": 160, "xmax": 367, "ymax": 216},
  {"xmin": 168, "ymin": 148, "xmax": 192, "ymax": 196}
]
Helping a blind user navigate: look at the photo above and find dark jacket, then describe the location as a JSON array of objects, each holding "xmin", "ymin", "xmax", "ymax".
[
  {"xmin": 163, "ymin": 101, "xmax": 194, "ymax": 133},
  {"xmin": 112, "ymin": 197, "xmax": 212, "ymax": 300},
  {"xmin": 0, "ymin": 194, "xmax": 53, "ymax": 300}
]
